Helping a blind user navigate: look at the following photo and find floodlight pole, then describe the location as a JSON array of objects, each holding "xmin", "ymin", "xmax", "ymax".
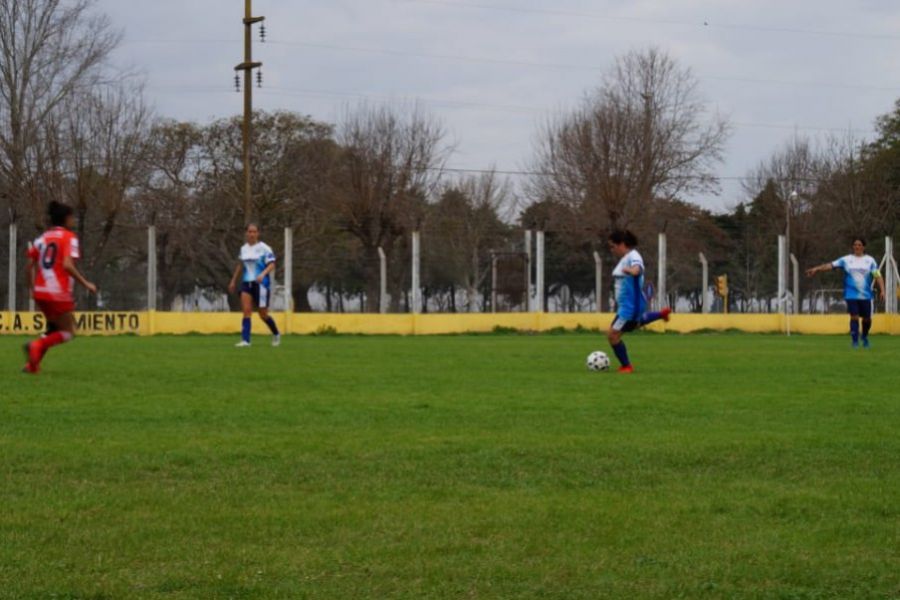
[{"xmin": 235, "ymin": 0, "xmax": 264, "ymax": 225}]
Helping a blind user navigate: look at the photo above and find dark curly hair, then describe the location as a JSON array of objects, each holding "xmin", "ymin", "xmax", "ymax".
[
  {"xmin": 48, "ymin": 201, "xmax": 73, "ymax": 227},
  {"xmin": 608, "ymin": 229, "xmax": 638, "ymax": 248}
]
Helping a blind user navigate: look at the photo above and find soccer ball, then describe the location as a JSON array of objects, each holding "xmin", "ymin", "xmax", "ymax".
[{"xmin": 586, "ymin": 350, "xmax": 610, "ymax": 372}]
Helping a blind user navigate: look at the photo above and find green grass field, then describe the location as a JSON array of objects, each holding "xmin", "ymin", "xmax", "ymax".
[{"xmin": 2, "ymin": 332, "xmax": 900, "ymax": 599}]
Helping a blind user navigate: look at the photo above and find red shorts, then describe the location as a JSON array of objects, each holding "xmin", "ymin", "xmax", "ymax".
[{"xmin": 35, "ymin": 299, "xmax": 76, "ymax": 321}]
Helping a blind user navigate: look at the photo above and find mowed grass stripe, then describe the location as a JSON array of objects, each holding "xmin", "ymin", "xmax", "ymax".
[{"xmin": 2, "ymin": 334, "xmax": 899, "ymax": 599}]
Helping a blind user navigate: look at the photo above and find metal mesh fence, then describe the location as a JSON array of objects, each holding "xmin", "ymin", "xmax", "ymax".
[{"xmin": 2, "ymin": 223, "xmax": 897, "ymax": 315}]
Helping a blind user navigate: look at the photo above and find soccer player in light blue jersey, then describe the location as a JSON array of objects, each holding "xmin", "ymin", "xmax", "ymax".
[
  {"xmin": 606, "ymin": 230, "xmax": 671, "ymax": 373},
  {"xmin": 806, "ymin": 237, "xmax": 885, "ymax": 348},
  {"xmin": 228, "ymin": 223, "xmax": 281, "ymax": 347}
]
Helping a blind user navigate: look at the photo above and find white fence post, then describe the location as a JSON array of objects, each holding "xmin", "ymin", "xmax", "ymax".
[
  {"xmin": 490, "ymin": 252, "xmax": 498, "ymax": 313},
  {"xmin": 147, "ymin": 225, "xmax": 157, "ymax": 311},
  {"xmin": 699, "ymin": 252, "xmax": 710, "ymax": 314},
  {"xmin": 8, "ymin": 223, "xmax": 17, "ymax": 311},
  {"xmin": 378, "ymin": 246, "xmax": 387, "ymax": 314},
  {"xmin": 882, "ymin": 237, "xmax": 895, "ymax": 314},
  {"xmin": 524, "ymin": 230, "xmax": 533, "ymax": 312},
  {"xmin": 284, "ymin": 227, "xmax": 293, "ymax": 313},
  {"xmin": 411, "ymin": 231, "xmax": 421, "ymax": 314},
  {"xmin": 535, "ymin": 230, "xmax": 545, "ymax": 312},
  {"xmin": 593, "ymin": 251, "xmax": 603, "ymax": 312},
  {"xmin": 777, "ymin": 235, "xmax": 786, "ymax": 315},
  {"xmin": 657, "ymin": 233, "xmax": 667, "ymax": 310},
  {"xmin": 790, "ymin": 253, "xmax": 800, "ymax": 314}
]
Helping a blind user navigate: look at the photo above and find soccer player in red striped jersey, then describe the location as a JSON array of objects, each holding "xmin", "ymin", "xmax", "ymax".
[{"xmin": 22, "ymin": 201, "xmax": 97, "ymax": 374}]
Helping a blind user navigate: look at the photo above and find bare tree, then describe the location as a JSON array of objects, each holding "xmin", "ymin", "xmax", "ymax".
[
  {"xmin": 528, "ymin": 47, "xmax": 729, "ymax": 233},
  {"xmin": 817, "ymin": 133, "xmax": 899, "ymax": 242},
  {"xmin": 62, "ymin": 83, "xmax": 152, "ymax": 267},
  {"xmin": 133, "ymin": 119, "xmax": 208, "ymax": 308},
  {"xmin": 740, "ymin": 136, "xmax": 837, "ymax": 309},
  {"xmin": 333, "ymin": 103, "xmax": 452, "ymax": 312},
  {"xmin": 0, "ymin": 0, "xmax": 121, "ymax": 225},
  {"xmin": 425, "ymin": 170, "xmax": 513, "ymax": 311}
]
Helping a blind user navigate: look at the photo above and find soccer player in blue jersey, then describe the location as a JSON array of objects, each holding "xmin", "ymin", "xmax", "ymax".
[
  {"xmin": 606, "ymin": 230, "xmax": 671, "ymax": 373},
  {"xmin": 806, "ymin": 237, "xmax": 885, "ymax": 348},
  {"xmin": 228, "ymin": 223, "xmax": 281, "ymax": 347}
]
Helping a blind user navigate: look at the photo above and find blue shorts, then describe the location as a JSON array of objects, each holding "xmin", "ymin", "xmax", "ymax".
[
  {"xmin": 611, "ymin": 315, "xmax": 640, "ymax": 333},
  {"xmin": 241, "ymin": 281, "xmax": 271, "ymax": 309},
  {"xmin": 846, "ymin": 299, "xmax": 872, "ymax": 318}
]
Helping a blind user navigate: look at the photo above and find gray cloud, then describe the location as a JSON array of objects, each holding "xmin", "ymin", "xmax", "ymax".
[{"xmin": 96, "ymin": 0, "xmax": 900, "ymax": 212}]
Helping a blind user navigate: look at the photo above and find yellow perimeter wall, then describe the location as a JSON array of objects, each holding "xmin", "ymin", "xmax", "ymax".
[{"xmin": 1, "ymin": 311, "xmax": 899, "ymax": 336}]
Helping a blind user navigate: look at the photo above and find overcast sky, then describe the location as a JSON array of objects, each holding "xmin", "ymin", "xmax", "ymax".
[{"xmin": 94, "ymin": 0, "xmax": 900, "ymax": 213}]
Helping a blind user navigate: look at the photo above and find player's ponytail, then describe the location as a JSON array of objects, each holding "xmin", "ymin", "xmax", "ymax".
[{"xmin": 47, "ymin": 201, "xmax": 73, "ymax": 227}]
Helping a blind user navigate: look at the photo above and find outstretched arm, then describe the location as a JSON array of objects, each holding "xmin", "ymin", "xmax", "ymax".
[{"xmin": 805, "ymin": 262, "xmax": 833, "ymax": 277}]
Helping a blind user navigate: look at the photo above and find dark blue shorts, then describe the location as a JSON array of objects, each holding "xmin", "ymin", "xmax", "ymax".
[
  {"xmin": 611, "ymin": 315, "xmax": 640, "ymax": 333},
  {"xmin": 241, "ymin": 281, "xmax": 271, "ymax": 308},
  {"xmin": 846, "ymin": 299, "xmax": 872, "ymax": 318}
]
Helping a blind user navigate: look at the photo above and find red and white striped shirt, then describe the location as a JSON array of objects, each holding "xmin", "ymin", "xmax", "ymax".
[{"xmin": 28, "ymin": 227, "xmax": 81, "ymax": 303}]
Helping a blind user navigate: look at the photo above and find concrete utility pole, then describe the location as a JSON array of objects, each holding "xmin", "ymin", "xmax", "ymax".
[
  {"xmin": 8, "ymin": 223, "xmax": 16, "ymax": 311},
  {"xmin": 698, "ymin": 252, "xmax": 710, "ymax": 314},
  {"xmin": 147, "ymin": 226, "xmax": 157, "ymax": 311},
  {"xmin": 411, "ymin": 231, "xmax": 422, "ymax": 314},
  {"xmin": 234, "ymin": 0, "xmax": 265, "ymax": 225},
  {"xmin": 535, "ymin": 230, "xmax": 545, "ymax": 312}
]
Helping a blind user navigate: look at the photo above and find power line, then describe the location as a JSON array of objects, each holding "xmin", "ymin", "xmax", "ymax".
[
  {"xmin": 433, "ymin": 165, "xmax": 828, "ymax": 184},
  {"xmin": 126, "ymin": 38, "xmax": 900, "ymax": 94},
  {"xmin": 145, "ymin": 84, "xmax": 875, "ymax": 136},
  {"xmin": 261, "ymin": 86, "xmax": 546, "ymax": 114},
  {"xmin": 399, "ymin": 0, "xmax": 900, "ymax": 42},
  {"xmin": 278, "ymin": 40, "xmax": 900, "ymax": 93}
]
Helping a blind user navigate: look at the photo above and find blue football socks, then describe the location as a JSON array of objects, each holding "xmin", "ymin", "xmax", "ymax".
[
  {"xmin": 264, "ymin": 316, "xmax": 280, "ymax": 335},
  {"xmin": 241, "ymin": 317, "xmax": 251, "ymax": 343},
  {"xmin": 612, "ymin": 342, "xmax": 630, "ymax": 367},
  {"xmin": 641, "ymin": 311, "xmax": 663, "ymax": 326}
]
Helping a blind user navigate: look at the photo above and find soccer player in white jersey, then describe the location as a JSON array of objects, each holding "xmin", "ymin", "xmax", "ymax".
[
  {"xmin": 228, "ymin": 223, "xmax": 281, "ymax": 347},
  {"xmin": 806, "ymin": 237, "xmax": 885, "ymax": 348},
  {"xmin": 606, "ymin": 230, "xmax": 671, "ymax": 373}
]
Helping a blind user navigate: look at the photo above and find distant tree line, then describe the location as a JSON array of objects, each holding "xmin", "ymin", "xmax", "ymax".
[{"xmin": 1, "ymin": 0, "xmax": 897, "ymax": 312}]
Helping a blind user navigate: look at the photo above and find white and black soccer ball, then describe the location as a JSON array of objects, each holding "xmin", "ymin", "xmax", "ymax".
[{"xmin": 586, "ymin": 350, "xmax": 610, "ymax": 372}]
